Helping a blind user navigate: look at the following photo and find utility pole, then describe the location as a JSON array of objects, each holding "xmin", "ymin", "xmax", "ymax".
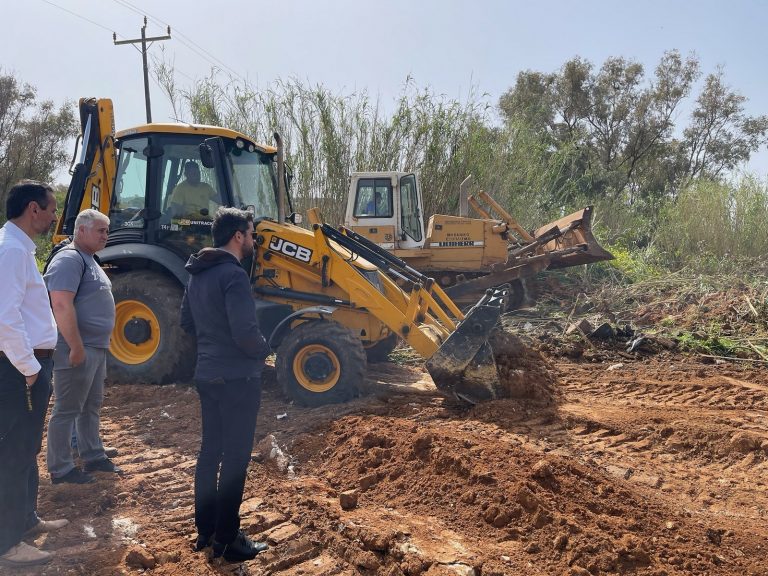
[{"xmin": 114, "ymin": 17, "xmax": 171, "ymax": 123}]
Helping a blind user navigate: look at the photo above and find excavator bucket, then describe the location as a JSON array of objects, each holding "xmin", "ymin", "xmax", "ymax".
[
  {"xmin": 425, "ymin": 285, "xmax": 509, "ymax": 403},
  {"xmin": 532, "ymin": 205, "xmax": 613, "ymax": 268}
]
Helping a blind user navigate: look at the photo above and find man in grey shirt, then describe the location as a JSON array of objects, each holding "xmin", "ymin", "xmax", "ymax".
[{"xmin": 44, "ymin": 209, "xmax": 121, "ymax": 484}]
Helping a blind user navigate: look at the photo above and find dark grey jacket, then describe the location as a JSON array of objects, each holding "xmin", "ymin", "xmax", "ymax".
[{"xmin": 180, "ymin": 248, "xmax": 269, "ymax": 381}]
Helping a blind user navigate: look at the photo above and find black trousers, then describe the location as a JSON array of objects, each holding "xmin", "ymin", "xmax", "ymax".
[
  {"xmin": 194, "ymin": 376, "xmax": 261, "ymax": 545},
  {"xmin": 0, "ymin": 357, "xmax": 52, "ymax": 555}
]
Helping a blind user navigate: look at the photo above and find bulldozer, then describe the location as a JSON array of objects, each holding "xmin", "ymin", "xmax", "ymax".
[
  {"xmin": 342, "ymin": 172, "xmax": 613, "ymax": 308},
  {"xmin": 54, "ymin": 98, "xmax": 513, "ymax": 406}
]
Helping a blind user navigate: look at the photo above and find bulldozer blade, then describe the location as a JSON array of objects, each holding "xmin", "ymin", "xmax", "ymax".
[
  {"xmin": 534, "ymin": 206, "xmax": 613, "ymax": 268},
  {"xmin": 425, "ymin": 285, "xmax": 508, "ymax": 402}
]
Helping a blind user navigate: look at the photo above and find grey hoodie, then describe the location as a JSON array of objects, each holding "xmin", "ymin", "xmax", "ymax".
[{"xmin": 180, "ymin": 247, "xmax": 270, "ymax": 381}]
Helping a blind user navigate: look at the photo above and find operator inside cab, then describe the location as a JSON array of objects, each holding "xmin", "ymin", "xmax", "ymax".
[
  {"xmin": 362, "ymin": 191, "xmax": 390, "ymax": 217},
  {"xmin": 169, "ymin": 161, "xmax": 220, "ymax": 219}
]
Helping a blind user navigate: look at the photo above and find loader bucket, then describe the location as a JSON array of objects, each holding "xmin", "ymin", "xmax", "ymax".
[
  {"xmin": 425, "ymin": 285, "xmax": 508, "ymax": 403},
  {"xmin": 533, "ymin": 205, "xmax": 613, "ymax": 268}
]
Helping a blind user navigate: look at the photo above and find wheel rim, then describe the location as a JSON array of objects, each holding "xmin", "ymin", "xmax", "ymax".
[
  {"xmin": 112, "ymin": 300, "xmax": 160, "ymax": 365},
  {"xmin": 293, "ymin": 344, "xmax": 340, "ymax": 392}
]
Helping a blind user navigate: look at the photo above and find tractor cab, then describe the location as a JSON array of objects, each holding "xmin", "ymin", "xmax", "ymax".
[
  {"xmin": 344, "ymin": 172, "xmax": 425, "ymax": 251},
  {"xmin": 107, "ymin": 126, "xmax": 281, "ymax": 260}
]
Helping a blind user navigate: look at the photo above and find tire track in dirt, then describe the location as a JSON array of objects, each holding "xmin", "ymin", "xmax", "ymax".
[{"xmin": 549, "ymin": 359, "xmax": 768, "ymax": 536}]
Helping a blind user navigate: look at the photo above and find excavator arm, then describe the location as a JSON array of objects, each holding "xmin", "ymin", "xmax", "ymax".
[
  {"xmin": 326, "ymin": 222, "xmax": 510, "ymax": 401},
  {"xmin": 54, "ymin": 98, "xmax": 117, "ymax": 243}
]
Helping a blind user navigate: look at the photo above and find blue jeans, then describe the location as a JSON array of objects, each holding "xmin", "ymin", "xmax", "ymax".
[
  {"xmin": 47, "ymin": 347, "xmax": 107, "ymax": 478},
  {"xmin": 0, "ymin": 356, "xmax": 52, "ymax": 555},
  {"xmin": 194, "ymin": 377, "xmax": 261, "ymax": 545}
]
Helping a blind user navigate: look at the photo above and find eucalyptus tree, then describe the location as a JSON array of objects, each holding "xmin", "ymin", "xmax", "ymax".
[
  {"xmin": 0, "ymin": 71, "xmax": 77, "ymax": 218},
  {"xmin": 498, "ymin": 51, "xmax": 768, "ymax": 208}
]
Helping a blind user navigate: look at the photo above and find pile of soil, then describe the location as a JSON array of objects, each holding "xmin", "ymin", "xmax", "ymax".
[{"xmin": 489, "ymin": 328, "xmax": 559, "ymax": 404}]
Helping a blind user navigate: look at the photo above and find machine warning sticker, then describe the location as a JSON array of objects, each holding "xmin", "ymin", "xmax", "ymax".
[{"xmin": 269, "ymin": 236, "xmax": 313, "ymax": 262}]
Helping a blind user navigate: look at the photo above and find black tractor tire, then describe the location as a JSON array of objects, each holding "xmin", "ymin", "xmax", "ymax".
[
  {"xmin": 364, "ymin": 333, "xmax": 400, "ymax": 363},
  {"xmin": 276, "ymin": 320, "xmax": 366, "ymax": 407},
  {"xmin": 109, "ymin": 270, "xmax": 195, "ymax": 385}
]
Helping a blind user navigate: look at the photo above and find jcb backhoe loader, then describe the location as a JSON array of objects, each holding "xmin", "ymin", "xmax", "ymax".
[
  {"xmin": 55, "ymin": 98, "xmax": 510, "ymax": 406},
  {"xmin": 342, "ymin": 172, "xmax": 613, "ymax": 308}
]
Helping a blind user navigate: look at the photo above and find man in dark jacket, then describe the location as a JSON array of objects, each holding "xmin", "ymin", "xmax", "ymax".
[{"xmin": 180, "ymin": 207, "xmax": 270, "ymax": 562}]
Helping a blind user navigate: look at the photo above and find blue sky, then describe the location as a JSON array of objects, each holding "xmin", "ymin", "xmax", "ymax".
[{"xmin": 3, "ymin": 0, "xmax": 766, "ymax": 178}]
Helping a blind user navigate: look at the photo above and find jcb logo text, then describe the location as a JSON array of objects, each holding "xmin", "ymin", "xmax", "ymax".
[{"xmin": 268, "ymin": 236, "xmax": 312, "ymax": 263}]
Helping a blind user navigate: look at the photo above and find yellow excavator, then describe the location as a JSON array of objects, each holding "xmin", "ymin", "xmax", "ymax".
[
  {"xmin": 55, "ymin": 98, "xmax": 511, "ymax": 406},
  {"xmin": 342, "ymin": 172, "xmax": 613, "ymax": 308}
]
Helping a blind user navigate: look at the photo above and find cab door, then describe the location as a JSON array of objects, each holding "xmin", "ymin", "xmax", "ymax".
[
  {"xmin": 109, "ymin": 135, "xmax": 150, "ymax": 244},
  {"xmin": 396, "ymin": 173, "xmax": 424, "ymax": 250}
]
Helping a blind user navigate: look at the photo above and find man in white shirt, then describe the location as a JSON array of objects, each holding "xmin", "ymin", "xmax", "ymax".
[{"xmin": 0, "ymin": 180, "xmax": 68, "ymax": 567}]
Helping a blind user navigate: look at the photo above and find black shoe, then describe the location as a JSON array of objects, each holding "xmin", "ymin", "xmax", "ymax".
[
  {"xmin": 52, "ymin": 467, "xmax": 96, "ymax": 485},
  {"xmin": 73, "ymin": 446, "xmax": 119, "ymax": 459},
  {"xmin": 84, "ymin": 458, "xmax": 123, "ymax": 474},
  {"xmin": 194, "ymin": 533, "xmax": 213, "ymax": 551},
  {"xmin": 212, "ymin": 531, "xmax": 268, "ymax": 562}
]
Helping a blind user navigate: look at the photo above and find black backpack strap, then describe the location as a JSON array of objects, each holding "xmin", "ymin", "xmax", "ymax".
[
  {"xmin": 71, "ymin": 247, "xmax": 89, "ymax": 298},
  {"xmin": 46, "ymin": 244, "xmax": 89, "ymax": 298}
]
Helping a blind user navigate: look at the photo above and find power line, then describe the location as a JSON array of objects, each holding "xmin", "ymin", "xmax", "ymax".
[
  {"xmin": 40, "ymin": 0, "xmax": 126, "ymax": 38},
  {"xmin": 41, "ymin": 0, "xmax": 250, "ymax": 116},
  {"xmin": 110, "ymin": 0, "xmax": 247, "ymax": 83},
  {"xmin": 51, "ymin": 0, "xmax": 251, "ymax": 87},
  {"xmin": 38, "ymin": 0, "xmax": 194, "ymax": 122}
]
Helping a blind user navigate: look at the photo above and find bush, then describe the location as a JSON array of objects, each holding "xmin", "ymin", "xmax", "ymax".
[{"xmin": 653, "ymin": 176, "xmax": 768, "ymax": 271}]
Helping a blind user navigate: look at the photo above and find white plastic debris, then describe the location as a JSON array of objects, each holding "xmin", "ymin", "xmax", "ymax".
[{"xmin": 256, "ymin": 434, "xmax": 290, "ymax": 473}]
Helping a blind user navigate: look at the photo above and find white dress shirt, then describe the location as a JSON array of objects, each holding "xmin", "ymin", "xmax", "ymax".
[{"xmin": 0, "ymin": 221, "xmax": 58, "ymax": 376}]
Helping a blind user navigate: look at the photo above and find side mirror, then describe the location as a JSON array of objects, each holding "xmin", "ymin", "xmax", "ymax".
[
  {"xmin": 288, "ymin": 212, "xmax": 303, "ymax": 225},
  {"xmin": 199, "ymin": 142, "xmax": 215, "ymax": 168}
]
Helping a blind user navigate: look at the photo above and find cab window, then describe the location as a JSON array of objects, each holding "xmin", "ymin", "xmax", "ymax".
[
  {"xmin": 160, "ymin": 143, "xmax": 222, "ymax": 221},
  {"xmin": 353, "ymin": 178, "xmax": 393, "ymax": 218},
  {"xmin": 110, "ymin": 137, "xmax": 148, "ymax": 229},
  {"xmin": 400, "ymin": 174, "xmax": 422, "ymax": 242}
]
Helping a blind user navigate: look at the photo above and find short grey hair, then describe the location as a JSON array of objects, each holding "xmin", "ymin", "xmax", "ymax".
[{"xmin": 74, "ymin": 209, "xmax": 110, "ymax": 239}]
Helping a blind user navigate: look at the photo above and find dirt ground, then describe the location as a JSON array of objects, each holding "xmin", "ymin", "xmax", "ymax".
[{"xmin": 5, "ymin": 310, "xmax": 768, "ymax": 575}]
